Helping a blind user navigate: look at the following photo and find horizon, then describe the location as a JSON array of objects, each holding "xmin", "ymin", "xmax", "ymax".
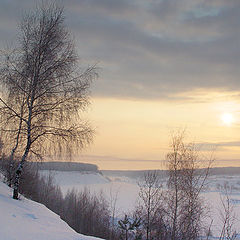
[{"xmin": 39, "ymin": 159, "xmax": 240, "ymax": 171}]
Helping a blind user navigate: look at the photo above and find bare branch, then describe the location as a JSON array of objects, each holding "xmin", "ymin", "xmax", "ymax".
[{"xmin": 0, "ymin": 3, "xmax": 96, "ymax": 199}]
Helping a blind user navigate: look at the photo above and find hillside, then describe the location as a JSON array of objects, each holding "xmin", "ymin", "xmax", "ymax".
[
  {"xmin": 102, "ymin": 166, "xmax": 240, "ymax": 179},
  {"xmin": 33, "ymin": 161, "xmax": 100, "ymax": 173},
  {"xmin": 40, "ymin": 170, "xmax": 110, "ymax": 194},
  {"xmin": 0, "ymin": 181, "xmax": 103, "ymax": 240}
]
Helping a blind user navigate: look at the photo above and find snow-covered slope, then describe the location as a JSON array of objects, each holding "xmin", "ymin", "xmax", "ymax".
[
  {"xmin": 40, "ymin": 170, "xmax": 139, "ymax": 213},
  {"xmin": 0, "ymin": 181, "xmax": 103, "ymax": 240},
  {"xmin": 40, "ymin": 171, "xmax": 110, "ymax": 194}
]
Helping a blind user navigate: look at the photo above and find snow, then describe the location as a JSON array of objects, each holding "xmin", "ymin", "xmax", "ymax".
[
  {"xmin": 0, "ymin": 181, "xmax": 103, "ymax": 240},
  {"xmin": 40, "ymin": 171, "xmax": 110, "ymax": 194},
  {"xmin": 40, "ymin": 171, "xmax": 240, "ymax": 239},
  {"xmin": 40, "ymin": 171, "xmax": 139, "ymax": 214},
  {"xmin": 2, "ymin": 169, "xmax": 239, "ymax": 239}
]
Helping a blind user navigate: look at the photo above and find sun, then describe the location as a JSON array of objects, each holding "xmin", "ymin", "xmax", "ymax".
[{"xmin": 221, "ymin": 113, "xmax": 234, "ymax": 126}]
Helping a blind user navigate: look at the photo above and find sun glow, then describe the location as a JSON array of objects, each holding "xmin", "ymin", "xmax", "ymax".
[{"xmin": 221, "ymin": 113, "xmax": 234, "ymax": 126}]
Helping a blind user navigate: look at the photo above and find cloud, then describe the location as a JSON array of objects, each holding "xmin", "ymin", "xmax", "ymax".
[
  {"xmin": 1, "ymin": 0, "xmax": 240, "ymax": 99},
  {"xmin": 196, "ymin": 141, "xmax": 240, "ymax": 151}
]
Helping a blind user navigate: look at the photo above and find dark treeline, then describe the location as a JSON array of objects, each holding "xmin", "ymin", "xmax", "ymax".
[
  {"xmin": 102, "ymin": 170, "xmax": 168, "ymax": 179},
  {"xmin": 32, "ymin": 161, "xmax": 100, "ymax": 173},
  {"xmin": 103, "ymin": 166, "xmax": 240, "ymax": 180}
]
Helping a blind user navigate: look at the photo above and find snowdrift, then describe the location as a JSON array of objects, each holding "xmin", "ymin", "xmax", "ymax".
[{"xmin": 0, "ymin": 181, "xmax": 103, "ymax": 240}]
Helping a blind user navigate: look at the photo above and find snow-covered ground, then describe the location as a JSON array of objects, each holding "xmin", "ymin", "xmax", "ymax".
[
  {"xmin": 40, "ymin": 171, "xmax": 139, "ymax": 214},
  {"xmin": 40, "ymin": 170, "xmax": 240, "ymax": 239},
  {"xmin": 40, "ymin": 170, "xmax": 110, "ymax": 194},
  {"xmin": 0, "ymin": 180, "xmax": 103, "ymax": 240}
]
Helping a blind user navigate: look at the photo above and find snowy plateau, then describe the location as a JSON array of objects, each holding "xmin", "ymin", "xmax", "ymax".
[{"xmin": 0, "ymin": 179, "xmax": 103, "ymax": 240}]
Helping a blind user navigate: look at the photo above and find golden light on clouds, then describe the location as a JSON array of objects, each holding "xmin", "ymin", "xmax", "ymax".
[{"xmin": 80, "ymin": 91, "xmax": 240, "ymax": 170}]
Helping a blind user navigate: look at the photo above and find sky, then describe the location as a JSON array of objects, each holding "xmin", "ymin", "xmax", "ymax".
[{"xmin": 0, "ymin": 0, "xmax": 240, "ymax": 170}]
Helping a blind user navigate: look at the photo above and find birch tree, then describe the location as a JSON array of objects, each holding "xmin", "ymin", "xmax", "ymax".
[
  {"xmin": 137, "ymin": 171, "xmax": 164, "ymax": 240},
  {"xmin": 166, "ymin": 131, "xmax": 213, "ymax": 240},
  {"xmin": 0, "ymin": 3, "xmax": 96, "ymax": 199}
]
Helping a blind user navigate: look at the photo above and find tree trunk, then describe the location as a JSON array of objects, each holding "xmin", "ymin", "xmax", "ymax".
[
  {"xmin": 13, "ymin": 138, "xmax": 31, "ymax": 199},
  {"xmin": 13, "ymin": 165, "xmax": 22, "ymax": 199},
  {"xmin": 13, "ymin": 84, "xmax": 33, "ymax": 199},
  {"xmin": 125, "ymin": 230, "xmax": 128, "ymax": 240},
  {"xmin": 9, "ymin": 99, "xmax": 25, "ymax": 187},
  {"xmin": 171, "ymin": 177, "xmax": 178, "ymax": 240}
]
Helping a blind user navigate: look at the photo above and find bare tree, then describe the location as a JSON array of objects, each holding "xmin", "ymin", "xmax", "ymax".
[
  {"xmin": 0, "ymin": 3, "xmax": 96, "ymax": 199},
  {"xmin": 166, "ymin": 131, "xmax": 213, "ymax": 240},
  {"xmin": 109, "ymin": 185, "xmax": 121, "ymax": 240},
  {"xmin": 166, "ymin": 131, "xmax": 185, "ymax": 240},
  {"xmin": 137, "ymin": 171, "xmax": 164, "ymax": 240},
  {"xmin": 219, "ymin": 186, "xmax": 237, "ymax": 240},
  {"xmin": 63, "ymin": 188, "xmax": 111, "ymax": 239}
]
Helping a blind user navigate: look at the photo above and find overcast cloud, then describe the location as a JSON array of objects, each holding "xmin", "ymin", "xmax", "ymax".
[{"xmin": 0, "ymin": 0, "xmax": 240, "ymax": 99}]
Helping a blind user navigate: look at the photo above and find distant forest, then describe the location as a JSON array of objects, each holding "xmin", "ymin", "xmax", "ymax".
[
  {"xmin": 33, "ymin": 162, "xmax": 240, "ymax": 177},
  {"xmin": 33, "ymin": 161, "xmax": 100, "ymax": 173},
  {"xmin": 102, "ymin": 166, "xmax": 240, "ymax": 179}
]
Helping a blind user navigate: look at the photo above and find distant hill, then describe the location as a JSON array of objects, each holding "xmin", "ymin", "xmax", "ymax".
[
  {"xmin": 32, "ymin": 161, "xmax": 100, "ymax": 173},
  {"xmin": 209, "ymin": 167, "xmax": 240, "ymax": 175},
  {"xmin": 29, "ymin": 162, "xmax": 240, "ymax": 177},
  {"xmin": 102, "ymin": 167, "xmax": 240, "ymax": 179},
  {"xmin": 102, "ymin": 169, "xmax": 167, "ymax": 179}
]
